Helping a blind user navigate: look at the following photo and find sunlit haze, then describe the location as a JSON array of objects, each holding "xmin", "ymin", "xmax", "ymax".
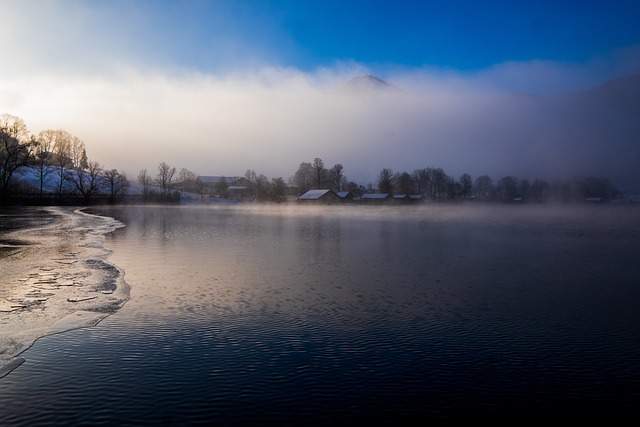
[{"xmin": 1, "ymin": 0, "xmax": 639, "ymax": 188}]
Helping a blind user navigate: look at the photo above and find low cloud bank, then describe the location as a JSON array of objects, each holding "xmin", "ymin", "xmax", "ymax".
[{"xmin": 2, "ymin": 53, "xmax": 640, "ymax": 189}]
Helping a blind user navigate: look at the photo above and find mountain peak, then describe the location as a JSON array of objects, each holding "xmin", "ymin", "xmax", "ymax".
[
  {"xmin": 348, "ymin": 74, "xmax": 390, "ymax": 87},
  {"xmin": 343, "ymin": 75, "xmax": 397, "ymax": 93}
]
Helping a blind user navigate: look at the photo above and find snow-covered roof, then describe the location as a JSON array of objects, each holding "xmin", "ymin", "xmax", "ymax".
[
  {"xmin": 393, "ymin": 194, "xmax": 408, "ymax": 199},
  {"xmin": 299, "ymin": 189, "xmax": 333, "ymax": 200},
  {"xmin": 336, "ymin": 191, "xmax": 353, "ymax": 198},
  {"xmin": 227, "ymin": 185, "xmax": 247, "ymax": 191},
  {"xmin": 361, "ymin": 193, "xmax": 389, "ymax": 199}
]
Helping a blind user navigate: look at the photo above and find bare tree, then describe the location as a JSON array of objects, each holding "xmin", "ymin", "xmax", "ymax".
[
  {"xmin": 270, "ymin": 177, "xmax": 287, "ymax": 202},
  {"xmin": 581, "ymin": 176, "xmax": 620, "ymax": 200},
  {"xmin": 459, "ymin": 173, "xmax": 472, "ymax": 198},
  {"xmin": 70, "ymin": 136, "xmax": 88, "ymax": 169},
  {"xmin": 329, "ymin": 163, "xmax": 345, "ymax": 191},
  {"xmin": 155, "ymin": 162, "xmax": 176, "ymax": 197},
  {"xmin": 178, "ymin": 168, "xmax": 196, "ymax": 183},
  {"xmin": 412, "ymin": 168, "xmax": 431, "ymax": 196},
  {"xmin": 293, "ymin": 162, "xmax": 313, "ymax": 195},
  {"xmin": 34, "ymin": 130, "xmax": 57, "ymax": 197},
  {"xmin": 474, "ymin": 175, "xmax": 494, "ymax": 199},
  {"xmin": 496, "ymin": 176, "xmax": 519, "ymax": 202},
  {"xmin": 394, "ymin": 171, "xmax": 414, "ymax": 195},
  {"xmin": 377, "ymin": 168, "xmax": 394, "ymax": 194},
  {"xmin": 176, "ymin": 168, "xmax": 198, "ymax": 193},
  {"xmin": 0, "ymin": 114, "xmax": 32, "ymax": 199},
  {"xmin": 530, "ymin": 179, "xmax": 550, "ymax": 202},
  {"xmin": 312, "ymin": 158, "xmax": 326, "ymax": 189},
  {"xmin": 34, "ymin": 129, "xmax": 75, "ymax": 195},
  {"xmin": 432, "ymin": 168, "xmax": 447, "ymax": 199},
  {"xmin": 70, "ymin": 160, "xmax": 102, "ymax": 202},
  {"xmin": 446, "ymin": 175, "xmax": 460, "ymax": 200},
  {"xmin": 244, "ymin": 169, "xmax": 257, "ymax": 183},
  {"xmin": 195, "ymin": 176, "xmax": 206, "ymax": 200},
  {"xmin": 346, "ymin": 181, "xmax": 365, "ymax": 197},
  {"xmin": 518, "ymin": 178, "xmax": 531, "ymax": 200},
  {"xmin": 50, "ymin": 129, "xmax": 74, "ymax": 195},
  {"xmin": 424, "ymin": 167, "xmax": 437, "ymax": 198},
  {"xmin": 255, "ymin": 174, "xmax": 269, "ymax": 200},
  {"xmin": 137, "ymin": 168, "xmax": 152, "ymax": 196},
  {"xmin": 104, "ymin": 168, "xmax": 129, "ymax": 202}
]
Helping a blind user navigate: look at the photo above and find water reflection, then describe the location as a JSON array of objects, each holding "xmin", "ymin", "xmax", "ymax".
[{"xmin": 1, "ymin": 204, "xmax": 639, "ymax": 424}]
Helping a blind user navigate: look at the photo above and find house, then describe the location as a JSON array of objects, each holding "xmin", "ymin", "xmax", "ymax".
[
  {"xmin": 409, "ymin": 194, "xmax": 426, "ymax": 202},
  {"xmin": 360, "ymin": 193, "xmax": 391, "ymax": 204},
  {"xmin": 336, "ymin": 191, "xmax": 354, "ymax": 202},
  {"xmin": 227, "ymin": 185, "xmax": 249, "ymax": 200},
  {"xmin": 173, "ymin": 178, "xmax": 202, "ymax": 194},
  {"xmin": 392, "ymin": 194, "xmax": 411, "ymax": 204},
  {"xmin": 198, "ymin": 176, "xmax": 253, "ymax": 197},
  {"xmin": 198, "ymin": 175, "xmax": 240, "ymax": 187},
  {"xmin": 298, "ymin": 189, "xmax": 341, "ymax": 204},
  {"xmin": 230, "ymin": 177, "xmax": 254, "ymax": 188}
]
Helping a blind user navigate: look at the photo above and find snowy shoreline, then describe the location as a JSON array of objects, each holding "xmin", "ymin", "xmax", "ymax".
[{"xmin": 0, "ymin": 206, "xmax": 130, "ymax": 378}]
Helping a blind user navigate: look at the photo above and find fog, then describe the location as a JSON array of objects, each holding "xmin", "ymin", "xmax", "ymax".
[
  {"xmin": 1, "ymin": 2, "xmax": 639, "ymax": 189},
  {"xmin": 3, "ymin": 64, "xmax": 639, "ymax": 188}
]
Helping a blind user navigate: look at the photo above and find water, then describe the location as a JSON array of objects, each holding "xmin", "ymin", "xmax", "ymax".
[{"xmin": 1, "ymin": 204, "xmax": 639, "ymax": 425}]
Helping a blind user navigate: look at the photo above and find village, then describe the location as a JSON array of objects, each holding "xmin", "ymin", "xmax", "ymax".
[
  {"xmin": 175, "ymin": 175, "xmax": 426, "ymax": 205},
  {"xmin": 1, "ymin": 114, "xmax": 629, "ymax": 206}
]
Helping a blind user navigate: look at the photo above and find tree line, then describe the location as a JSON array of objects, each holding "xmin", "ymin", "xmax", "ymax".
[
  {"xmin": 0, "ymin": 114, "xmax": 128, "ymax": 203},
  {"xmin": 1, "ymin": 113, "xmax": 623, "ymax": 205},
  {"xmin": 132, "ymin": 164, "xmax": 289, "ymax": 203},
  {"xmin": 291, "ymin": 157, "xmax": 621, "ymax": 203}
]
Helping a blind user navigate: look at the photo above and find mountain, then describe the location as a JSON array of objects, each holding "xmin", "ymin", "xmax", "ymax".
[{"xmin": 342, "ymin": 74, "xmax": 399, "ymax": 93}]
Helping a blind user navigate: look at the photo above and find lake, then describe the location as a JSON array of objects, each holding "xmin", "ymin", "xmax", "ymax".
[{"xmin": 1, "ymin": 204, "xmax": 639, "ymax": 425}]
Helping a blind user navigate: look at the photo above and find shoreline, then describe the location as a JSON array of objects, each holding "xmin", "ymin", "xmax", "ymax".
[{"xmin": 0, "ymin": 206, "xmax": 130, "ymax": 378}]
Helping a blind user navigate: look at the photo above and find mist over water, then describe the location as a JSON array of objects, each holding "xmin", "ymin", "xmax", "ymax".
[{"xmin": 1, "ymin": 204, "xmax": 639, "ymax": 424}]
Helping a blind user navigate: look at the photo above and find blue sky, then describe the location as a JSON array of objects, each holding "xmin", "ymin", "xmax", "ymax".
[
  {"xmin": 5, "ymin": 0, "xmax": 640, "ymax": 77},
  {"xmin": 177, "ymin": 0, "xmax": 640, "ymax": 71},
  {"xmin": 66, "ymin": 0, "xmax": 640, "ymax": 74},
  {"xmin": 1, "ymin": 1, "xmax": 639, "ymax": 187}
]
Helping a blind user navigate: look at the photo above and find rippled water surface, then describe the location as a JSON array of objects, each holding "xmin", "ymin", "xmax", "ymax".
[{"xmin": 1, "ymin": 204, "xmax": 640, "ymax": 425}]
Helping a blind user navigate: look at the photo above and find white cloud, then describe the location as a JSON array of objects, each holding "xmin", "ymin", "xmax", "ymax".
[{"xmin": 3, "ymin": 60, "xmax": 639, "ymax": 189}]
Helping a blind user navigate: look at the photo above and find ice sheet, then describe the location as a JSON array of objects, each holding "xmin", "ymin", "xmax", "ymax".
[{"xmin": 0, "ymin": 207, "xmax": 130, "ymax": 374}]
